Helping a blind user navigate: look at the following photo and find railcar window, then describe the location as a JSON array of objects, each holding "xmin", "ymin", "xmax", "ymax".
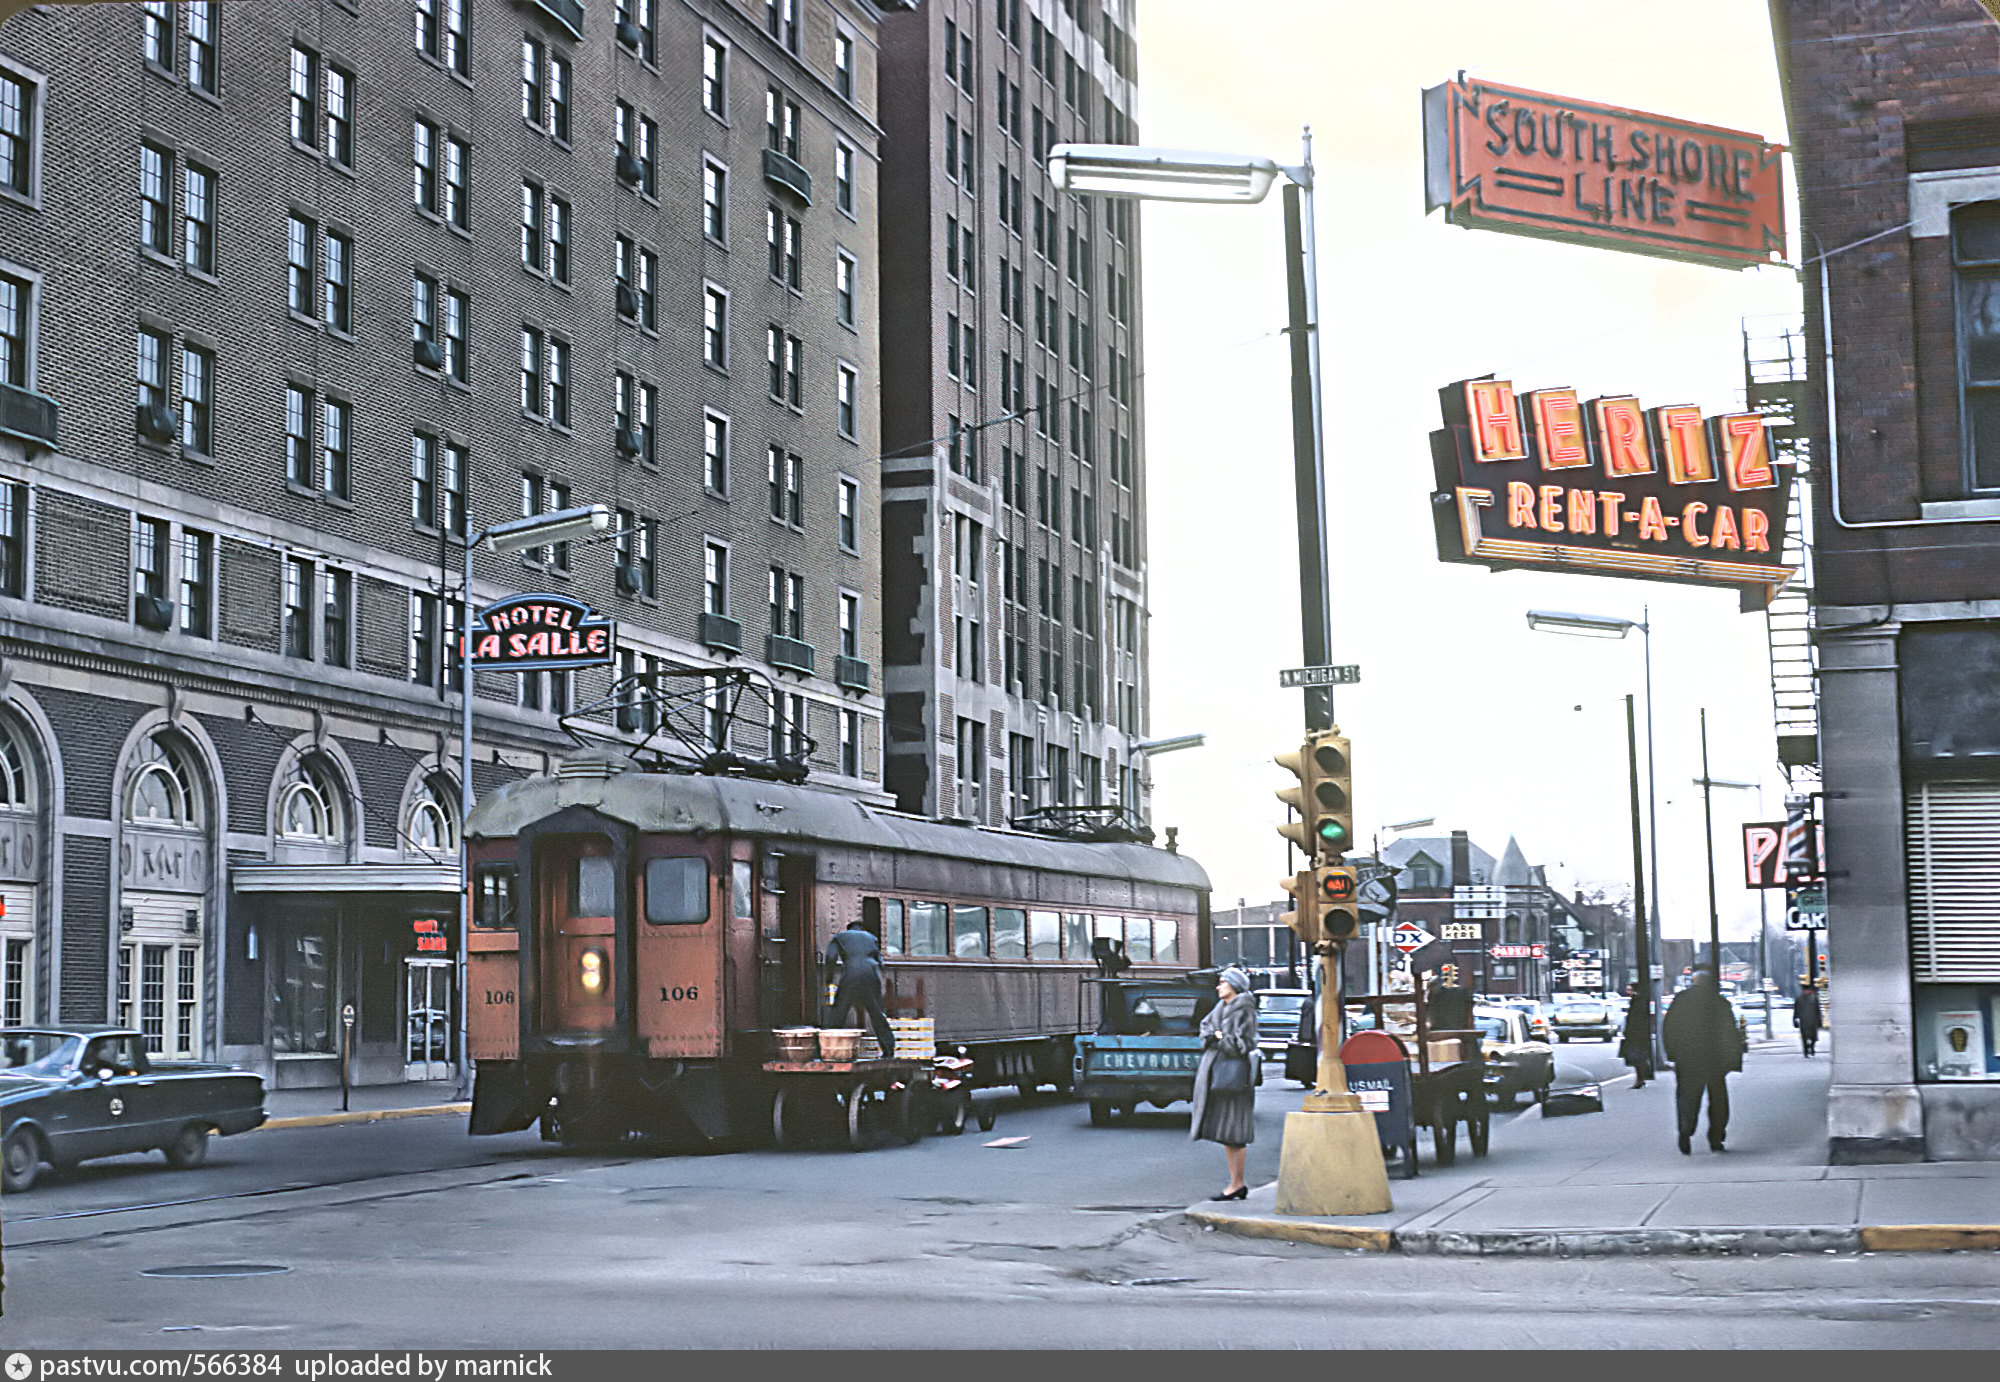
[
  {"xmin": 1125, "ymin": 916, "xmax": 1153, "ymax": 962},
  {"xmin": 473, "ymin": 865, "xmax": 517, "ymax": 930},
  {"xmin": 953, "ymin": 904, "xmax": 989, "ymax": 958},
  {"xmin": 1153, "ymin": 918, "xmax": 1179, "ymax": 963},
  {"xmin": 908, "ymin": 901, "xmax": 947, "ymax": 955},
  {"xmin": 1062, "ymin": 912, "xmax": 1089, "ymax": 958},
  {"xmin": 1093, "ymin": 915, "xmax": 1123, "ymax": 942},
  {"xmin": 644, "ymin": 857, "xmax": 709, "ymax": 924},
  {"xmin": 732, "ymin": 860, "xmax": 752, "ymax": 919},
  {"xmin": 1028, "ymin": 910, "xmax": 1059, "ymax": 960},
  {"xmin": 993, "ymin": 907, "xmax": 1027, "ymax": 959},
  {"xmin": 878, "ymin": 899, "xmax": 905, "ymax": 955},
  {"xmin": 573, "ymin": 855, "xmax": 615, "ymax": 917}
]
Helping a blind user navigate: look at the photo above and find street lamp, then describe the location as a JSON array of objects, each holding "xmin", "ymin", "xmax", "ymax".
[
  {"xmin": 1527, "ymin": 606, "xmax": 1662, "ymax": 1073},
  {"xmin": 1053, "ymin": 134, "xmax": 1391, "ymax": 1217},
  {"xmin": 1695, "ymin": 770, "xmax": 1773, "ymax": 1037},
  {"xmin": 453, "ymin": 503, "xmax": 611, "ymax": 1099}
]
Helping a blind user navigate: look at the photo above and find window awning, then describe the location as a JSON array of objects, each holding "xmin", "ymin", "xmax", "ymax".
[{"xmin": 230, "ymin": 864, "xmax": 459, "ymax": 895}]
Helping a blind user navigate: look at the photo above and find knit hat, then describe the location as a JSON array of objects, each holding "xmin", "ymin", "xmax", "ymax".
[{"xmin": 1219, "ymin": 966, "xmax": 1253, "ymax": 994}]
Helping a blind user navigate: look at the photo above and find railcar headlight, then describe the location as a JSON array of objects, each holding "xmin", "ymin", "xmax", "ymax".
[{"xmin": 579, "ymin": 948, "xmax": 607, "ymax": 994}]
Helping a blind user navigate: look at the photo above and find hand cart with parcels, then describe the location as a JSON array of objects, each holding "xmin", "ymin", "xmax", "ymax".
[{"xmin": 1340, "ymin": 987, "xmax": 1490, "ymax": 1176}]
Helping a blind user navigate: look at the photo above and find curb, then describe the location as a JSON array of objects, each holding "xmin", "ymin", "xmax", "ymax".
[
  {"xmin": 260, "ymin": 1103, "xmax": 469, "ymax": 1131},
  {"xmin": 1188, "ymin": 1211, "xmax": 2000, "ymax": 1256}
]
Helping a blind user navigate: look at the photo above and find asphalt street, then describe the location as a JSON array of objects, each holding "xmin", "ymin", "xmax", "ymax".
[{"xmin": 3, "ymin": 1034, "xmax": 1995, "ymax": 1350}]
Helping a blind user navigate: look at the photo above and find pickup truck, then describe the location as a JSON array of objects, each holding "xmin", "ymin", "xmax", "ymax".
[
  {"xmin": 1073, "ymin": 975, "xmax": 1244, "ymax": 1125},
  {"xmin": 1, "ymin": 1027, "xmax": 266, "ymax": 1191}
]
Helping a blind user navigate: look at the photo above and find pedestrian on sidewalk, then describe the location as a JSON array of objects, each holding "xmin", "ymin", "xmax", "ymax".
[
  {"xmin": 1793, "ymin": 984, "xmax": 1824, "ymax": 1057},
  {"xmin": 823, "ymin": 920, "xmax": 895, "ymax": 1058},
  {"xmin": 1660, "ymin": 966, "xmax": 1746, "ymax": 1154},
  {"xmin": 1618, "ymin": 988, "xmax": 1655, "ymax": 1088},
  {"xmin": 1192, "ymin": 967, "xmax": 1259, "ymax": 1201}
]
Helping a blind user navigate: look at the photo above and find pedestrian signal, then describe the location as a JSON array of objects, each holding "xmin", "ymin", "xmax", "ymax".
[{"xmin": 1316, "ymin": 864, "xmax": 1360, "ymax": 942}]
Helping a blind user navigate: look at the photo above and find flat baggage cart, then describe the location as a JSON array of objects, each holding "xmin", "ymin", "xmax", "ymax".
[{"xmin": 764, "ymin": 1058, "xmax": 931, "ymax": 1151}]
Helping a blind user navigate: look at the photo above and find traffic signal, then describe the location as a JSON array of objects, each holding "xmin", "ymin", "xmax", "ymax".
[
  {"xmin": 1315, "ymin": 863, "xmax": 1360, "ymax": 942},
  {"xmin": 1275, "ymin": 729, "xmax": 1354, "ymax": 861},
  {"xmin": 1278, "ymin": 870, "xmax": 1321, "ymax": 946}
]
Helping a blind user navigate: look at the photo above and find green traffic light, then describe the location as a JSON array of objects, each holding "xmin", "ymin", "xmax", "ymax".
[{"xmin": 1317, "ymin": 820, "xmax": 1348, "ymax": 846}]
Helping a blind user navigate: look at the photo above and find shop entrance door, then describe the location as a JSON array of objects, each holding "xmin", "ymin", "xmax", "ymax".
[{"xmin": 404, "ymin": 958, "xmax": 453, "ymax": 1081}]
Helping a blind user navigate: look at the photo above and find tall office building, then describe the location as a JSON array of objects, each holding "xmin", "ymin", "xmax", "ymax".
[
  {"xmin": 875, "ymin": 0, "xmax": 1148, "ymax": 831},
  {"xmin": 0, "ymin": 0, "xmax": 891, "ymax": 1084}
]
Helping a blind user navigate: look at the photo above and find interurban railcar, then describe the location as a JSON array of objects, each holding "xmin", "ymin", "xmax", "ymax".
[{"xmin": 465, "ymin": 752, "xmax": 1211, "ymax": 1145}]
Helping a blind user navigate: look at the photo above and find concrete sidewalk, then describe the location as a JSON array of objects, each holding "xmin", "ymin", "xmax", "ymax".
[
  {"xmin": 259, "ymin": 1078, "xmax": 468, "ymax": 1131},
  {"xmin": 1188, "ymin": 1037, "xmax": 2000, "ymax": 1256}
]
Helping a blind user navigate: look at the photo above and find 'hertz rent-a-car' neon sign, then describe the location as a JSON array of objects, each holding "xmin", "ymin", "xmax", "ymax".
[{"xmin": 1430, "ymin": 377, "xmax": 1797, "ymax": 605}]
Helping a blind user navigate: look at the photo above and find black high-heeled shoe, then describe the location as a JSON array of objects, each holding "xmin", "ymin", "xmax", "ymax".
[{"xmin": 1210, "ymin": 1186, "xmax": 1248, "ymax": 1201}]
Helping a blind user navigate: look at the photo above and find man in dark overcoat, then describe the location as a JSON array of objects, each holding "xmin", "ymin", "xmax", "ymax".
[
  {"xmin": 1660, "ymin": 967, "xmax": 1745, "ymax": 1154},
  {"xmin": 1793, "ymin": 984, "xmax": 1824, "ymax": 1057}
]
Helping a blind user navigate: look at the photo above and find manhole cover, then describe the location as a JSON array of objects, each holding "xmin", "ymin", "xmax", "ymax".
[{"xmin": 140, "ymin": 1265, "xmax": 292, "ymax": 1279}]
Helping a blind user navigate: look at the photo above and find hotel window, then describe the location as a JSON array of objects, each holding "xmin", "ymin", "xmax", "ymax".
[
  {"xmin": 837, "ymin": 364, "xmax": 857, "ymax": 439},
  {"xmin": 142, "ymin": 2, "xmax": 174, "ymax": 69},
  {"xmin": 323, "ymin": 230, "xmax": 351, "ymax": 332},
  {"xmin": 410, "ymin": 591, "xmax": 438, "ymax": 687},
  {"xmin": 521, "ymin": 37, "xmax": 544, "ymax": 125},
  {"xmin": 413, "ymin": 120, "xmax": 439, "ymax": 212},
  {"xmin": 549, "ymin": 54, "xmax": 571, "ymax": 142},
  {"xmin": 177, "ymin": 528, "xmax": 211, "ymax": 638},
  {"xmin": 704, "ymin": 162, "xmax": 728, "ymax": 242},
  {"xmin": 617, "ymin": 0, "xmax": 656, "ymax": 63},
  {"xmin": 704, "ymin": 412, "xmax": 729, "ymax": 494},
  {"xmin": 520, "ymin": 181, "xmax": 543, "ymax": 271},
  {"xmin": 520, "ymin": 327, "xmax": 543, "ymax": 416},
  {"xmin": 444, "ymin": 135, "xmax": 468, "ymax": 229},
  {"xmin": 415, "ymin": 0, "xmax": 438, "ymax": 58},
  {"xmin": 413, "ymin": 273, "xmax": 438, "ymax": 357},
  {"xmin": 140, "ymin": 143, "xmax": 171, "ymax": 254},
  {"xmin": 0, "ymin": 272, "xmax": 24, "ymax": 389},
  {"xmin": 289, "ymin": 46, "xmax": 317, "ymax": 146},
  {"xmin": 441, "ymin": 439, "xmax": 466, "ymax": 536},
  {"xmin": 0, "ymin": 481, "xmax": 25, "ymax": 598},
  {"xmin": 182, "ymin": 163, "xmax": 215, "ymax": 274},
  {"xmin": 708, "ymin": 35, "xmax": 732, "ymax": 119},
  {"xmin": 133, "ymin": 516, "xmax": 169, "ymax": 624},
  {"xmin": 321, "ymin": 397, "xmax": 349, "ymax": 499},
  {"xmin": 282, "ymin": 556, "xmax": 311, "ymax": 658},
  {"xmin": 1, "ymin": 67, "xmax": 35, "ymax": 198},
  {"xmin": 546, "ymin": 195, "xmax": 569, "ymax": 283},
  {"xmin": 548, "ymin": 479, "xmax": 571, "ymax": 569},
  {"xmin": 1954, "ymin": 202, "xmax": 2000, "ymax": 492},
  {"xmin": 547, "ymin": 336, "xmax": 570, "ymax": 427},
  {"xmin": 443, "ymin": 287, "xmax": 468, "ymax": 381},
  {"xmin": 835, "ymin": 143, "xmax": 855, "ymax": 215},
  {"xmin": 765, "ymin": 0, "xmax": 798, "ymax": 54},
  {"xmin": 765, "ymin": 88, "xmax": 800, "ymax": 160},
  {"xmin": 323, "ymin": 567, "xmax": 351, "ymax": 667},
  {"xmin": 287, "ymin": 215, "xmax": 314, "ymax": 315},
  {"xmin": 136, "ymin": 328, "xmax": 169, "ymax": 418},
  {"xmin": 835, "ymin": 252, "xmax": 856, "ymax": 328},
  {"xmin": 766, "ymin": 207, "xmax": 800, "ymax": 289},
  {"xmin": 703, "ymin": 541, "xmax": 727, "ymax": 615},
  {"xmin": 834, "ymin": 29, "xmax": 855, "ymax": 101},
  {"xmin": 839, "ymin": 592, "xmax": 859, "ymax": 658},
  {"xmin": 324, "ymin": 65, "xmax": 354, "ymax": 166},
  {"xmin": 179, "ymin": 344, "xmax": 212, "ymax": 454},
  {"xmin": 411, "ymin": 431, "xmax": 436, "ymax": 527},
  {"xmin": 944, "ymin": 116, "xmax": 958, "ymax": 183},
  {"xmin": 637, "ymin": 246, "xmax": 657, "ymax": 328},
  {"xmin": 840, "ymin": 709, "xmax": 858, "ymax": 776},
  {"xmin": 703, "ymin": 286, "xmax": 728, "ymax": 368},
  {"xmin": 838, "ymin": 476, "xmax": 859, "ymax": 552},
  {"xmin": 634, "ymin": 517, "xmax": 656, "ymax": 598}
]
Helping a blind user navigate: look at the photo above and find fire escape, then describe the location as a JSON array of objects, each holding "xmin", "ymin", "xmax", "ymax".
[{"xmin": 1742, "ymin": 315, "xmax": 1820, "ymax": 787}]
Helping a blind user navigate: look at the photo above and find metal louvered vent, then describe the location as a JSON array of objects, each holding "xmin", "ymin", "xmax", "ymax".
[
  {"xmin": 555, "ymin": 752, "xmax": 626, "ymax": 782},
  {"xmin": 1907, "ymin": 781, "xmax": 2000, "ymax": 982}
]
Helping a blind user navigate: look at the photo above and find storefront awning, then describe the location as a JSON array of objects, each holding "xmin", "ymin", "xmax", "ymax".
[{"xmin": 230, "ymin": 864, "xmax": 460, "ymax": 895}]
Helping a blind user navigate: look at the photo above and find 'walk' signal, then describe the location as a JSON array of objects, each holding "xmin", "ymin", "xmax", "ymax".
[{"xmin": 1316, "ymin": 864, "xmax": 1360, "ymax": 942}]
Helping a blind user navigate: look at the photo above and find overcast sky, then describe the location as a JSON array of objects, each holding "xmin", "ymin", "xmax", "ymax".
[{"xmin": 1131, "ymin": 1, "xmax": 1805, "ymax": 946}]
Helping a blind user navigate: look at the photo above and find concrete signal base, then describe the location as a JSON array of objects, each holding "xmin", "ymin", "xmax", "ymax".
[{"xmin": 1275, "ymin": 1108, "xmax": 1395, "ymax": 1216}]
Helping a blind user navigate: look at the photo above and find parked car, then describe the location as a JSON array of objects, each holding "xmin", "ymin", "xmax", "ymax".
[
  {"xmin": 1549, "ymin": 998, "xmax": 1619, "ymax": 1042},
  {"xmin": 1474, "ymin": 1006, "xmax": 1554, "ymax": 1107},
  {"xmin": 1492, "ymin": 998, "xmax": 1553, "ymax": 1043},
  {"xmin": 1254, "ymin": 988, "xmax": 1313, "ymax": 1064},
  {"xmin": 1, "ymin": 1028, "xmax": 267, "ymax": 1191}
]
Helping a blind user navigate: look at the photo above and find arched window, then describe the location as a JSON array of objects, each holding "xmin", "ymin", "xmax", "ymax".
[
  {"xmin": 406, "ymin": 775, "xmax": 457, "ymax": 857},
  {"xmin": 127, "ymin": 734, "xmax": 202, "ymax": 829},
  {"xmin": 277, "ymin": 754, "xmax": 346, "ymax": 844},
  {"xmin": 0, "ymin": 718, "xmax": 33, "ymax": 813}
]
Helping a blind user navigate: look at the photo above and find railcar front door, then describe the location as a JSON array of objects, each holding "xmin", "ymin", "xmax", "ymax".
[
  {"xmin": 537, "ymin": 835, "xmax": 620, "ymax": 1035},
  {"xmin": 759, "ymin": 851, "xmax": 814, "ymax": 1029}
]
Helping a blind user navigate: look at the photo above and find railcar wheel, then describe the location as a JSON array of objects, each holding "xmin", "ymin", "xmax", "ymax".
[
  {"xmin": 975, "ymin": 1099, "xmax": 996, "ymax": 1133},
  {"xmin": 164, "ymin": 1123, "xmax": 210, "ymax": 1170},
  {"xmin": 772, "ymin": 1087, "xmax": 794, "ymax": 1150},
  {"xmin": 2, "ymin": 1127, "xmax": 45, "ymax": 1193},
  {"xmin": 894, "ymin": 1084, "xmax": 921, "ymax": 1145}
]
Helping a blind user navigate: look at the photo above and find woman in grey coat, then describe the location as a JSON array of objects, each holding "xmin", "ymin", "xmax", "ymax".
[{"xmin": 1191, "ymin": 967, "xmax": 1259, "ymax": 1200}]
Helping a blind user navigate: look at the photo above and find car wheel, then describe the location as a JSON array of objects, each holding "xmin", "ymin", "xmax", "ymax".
[
  {"xmin": 1089, "ymin": 1099, "xmax": 1115, "ymax": 1127},
  {"xmin": 164, "ymin": 1123, "xmax": 210, "ymax": 1170},
  {"xmin": 936, "ymin": 1089, "xmax": 968, "ymax": 1136},
  {"xmin": 3, "ymin": 1127, "xmax": 45, "ymax": 1193}
]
